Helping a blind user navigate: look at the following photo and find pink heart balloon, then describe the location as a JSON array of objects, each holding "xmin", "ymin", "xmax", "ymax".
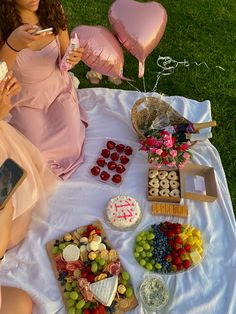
[
  {"xmin": 71, "ymin": 25, "xmax": 128, "ymax": 79},
  {"xmin": 109, "ymin": 0, "xmax": 167, "ymax": 77}
]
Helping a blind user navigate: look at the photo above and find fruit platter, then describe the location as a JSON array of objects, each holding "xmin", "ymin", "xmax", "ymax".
[
  {"xmin": 46, "ymin": 221, "xmax": 137, "ymax": 314},
  {"xmin": 134, "ymin": 221, "xmax": 204, "ymax": 273},
  {"xmin": 90, "ymin": 139, "xmax": 135, "ymax": 186}
]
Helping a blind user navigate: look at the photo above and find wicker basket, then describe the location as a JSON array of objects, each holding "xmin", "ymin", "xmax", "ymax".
[{"xmin": 131, "ymin": 96, "xmax": 191, "ymax": 139}]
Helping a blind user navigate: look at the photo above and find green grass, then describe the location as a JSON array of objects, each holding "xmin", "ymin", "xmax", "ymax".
[{"xmin": 62, "ymin": 0, "xmax": 236, "ymax": 212}]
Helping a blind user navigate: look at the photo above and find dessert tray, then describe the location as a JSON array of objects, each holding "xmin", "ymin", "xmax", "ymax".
[
  {"xmin": 90, "ymin": 139, "xmax": 135, "ymax": 186},
  {"xmin": 133, "ymin": 221, "xmax": 204, "ymax": 274},
  {"xmin": 46, "ymin": 220, "xmax": 138, "ymax": 314}
]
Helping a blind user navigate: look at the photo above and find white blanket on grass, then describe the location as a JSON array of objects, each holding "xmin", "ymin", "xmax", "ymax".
[{"xmin": 1, "ymin": 88, "xmax": 235, "ymax": 314}]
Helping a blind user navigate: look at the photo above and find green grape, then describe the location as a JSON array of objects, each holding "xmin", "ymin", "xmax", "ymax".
[
  {"xmin": 121, "ymin": 271, "xmax": 130, "ymax": 281},
  {"xmin": 121, "ymin": 279, "xmax": 128, "ymax": 286},
  {"xmin": 95, "ymin": 257, "xmax": 100, "ymax": 263},
  {"xmin": 139, "ymin": 259, "xmax": 146, "ymax": 266},
  {"xmin": 125, "ymin": 287, "xmax": 133, "ymax": 298},
  {"xmin": 141, "ymin": 251, "xmax": 146, "ymax": 258},
  {"xmin": 76, "ymin": 299, "xmax": 86, "ymax": 310},
  {"xmin": 59, "ymin": 243, "xmax": 66, "ymax": 250},
  {"xmin": 68, "ymin": 308, "xmax": 76, "ymax": 314},
  {"xmin": 98, "ymin": 258, "xmax": 106, "ymax": 266},
  {"xmin": 67, "ymin": 299, "xmax": 75, "ymax": 307},
  {"xmin": 150, "ymin": 259, "xmax": 155, "ymax": 265},
  {"xmin": 143, "ymin": 243, "xmax": 151, "ymax": 251},
  {"xmin": 91, "ymin": 262, "xmax": 98, "ymax": 273},
  {"xmin": 145, "ymin": 263, "xmax": 153, "ymax": 271},
  {"xmin": 76, "ymin": 310, "xmax": 82, "ymax": 314},
  {"xmin": 146, "ymin": 252, "xmax": 153, "ymax": 258},
  {"xmin": 134, "ymin": 252, "xmax": 139, "ymax": 258},
  {"xmin": 65, "ymin": 283, "xmax": 72, "ymax": 291},
  {"xmin": 155, "ymin": 263, "xmax": 162, "ymax": 269},
  {"xmin": 64, "ymin": 291, "xmax": 70, "ymax": 299},
  {"xmin": 52, "ymin": 246, "xmax": 59, "ymax": 255},
  {"xmin": 136, "ymin": 236, "xmax": 142, "ymax": 242},
  {"xmin": 71, "ymin": 281, "xmax": 77, "ymax": 288},
  {"xmin": 70, "ymin": 291, "xmax": 79, "ymax": 301},
  {"xmin": 136, "ymin": 246, "xmax": 143, "ymax": 253},
  {"xmin": 139, "ymin": 231, "xmax": 146, "ymax": 237},
  {"xmin": 147, "ymin": 233, "xmax": 155, "ymax": 240}
]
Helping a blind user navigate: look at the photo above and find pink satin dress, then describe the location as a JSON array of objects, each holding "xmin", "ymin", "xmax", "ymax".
[{"xmin": 9, "ymin": 37, "xmax": 87, "ymax": 180}]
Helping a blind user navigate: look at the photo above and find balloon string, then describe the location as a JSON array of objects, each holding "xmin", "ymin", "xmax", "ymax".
[{"xmin": 151, "ymin": 55, "xmax": 225, "ymax": 93}]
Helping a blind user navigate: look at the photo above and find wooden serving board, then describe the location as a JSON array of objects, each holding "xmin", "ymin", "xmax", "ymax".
[{"xmin": 46, "ymin": 220, "xmax": 138, "ymax": 314}]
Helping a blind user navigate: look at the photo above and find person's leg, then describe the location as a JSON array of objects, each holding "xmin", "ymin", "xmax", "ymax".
[{"xmin": 0, "ymin": 286, "xmax": 32, "ymax": 314}]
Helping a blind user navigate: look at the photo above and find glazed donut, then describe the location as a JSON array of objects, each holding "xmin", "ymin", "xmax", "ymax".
[
  {"xmin": 149, "ymin": 188, "xmax": 159, "ymax": 196},
  {"xmin": 149, "ymin": 169, "xmax": 158, "ymax": 179},
  {"xmin": 149, "ymin": 178, "xmax": 159, "ymax": 188},
  {"xmin": 159, "ymin": 179, "xmax": 169, "ymax": 189},
  {"xmin": 159, "ymin": 188, "xmax": 170, "ymax": 196},
  {"xmin": 158, "ymin": 171, "xmax": 168, "ymax": 180},
  {"xmin": 167, "ymin": 171, "xmax": 178, "ymax": 181},
  {"xmin": 170, "ymin": 189, "xmax": 180, "ymax": 197},
  {"xmin": 169, "ymin": 180, "xmax": 180, "ymax": 190}
]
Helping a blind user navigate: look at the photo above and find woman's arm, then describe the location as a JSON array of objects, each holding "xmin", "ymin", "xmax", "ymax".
[
  {"xmin": 0, "ymin": 200, "xmax": 14, "ymax": 258},
  {"xmin": 0, "ymin": 25, "xmax": 46, "ymax": 69},
  {"xmin": 0, "ymin": 72, "xmax": 21, "ymax": 120}
]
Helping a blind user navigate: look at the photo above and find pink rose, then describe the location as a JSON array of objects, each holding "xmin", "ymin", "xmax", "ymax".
[
  {"xmin": 155, "ymin": 140, "xmax": 163, "ymax": 148},
  {"xmin": 156, "ymin": 149, "xmax": 163, "ymax": 155},
  {"xmin": 178, "ymin": 163, "xmax": 184, "ymax": 169},
  {"xmin": 170, "ymin": 150, "xmax": 177, "ymax": 157},
  {"xmin": 183, "ymin": 152, "xmax": 190, "ymax": 159},
  {"xmin": 146, "ymin": 137, "xmax": 156, "ymax": 147}
]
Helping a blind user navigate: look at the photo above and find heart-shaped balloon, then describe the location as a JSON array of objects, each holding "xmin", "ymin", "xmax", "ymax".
[
  {"xmin": 71, "ymin": 25, "xmax": 128, "ymax": 79},
  {"xmin": 109, "ymin": 0, "xmax": 167, "ymax": 77}
]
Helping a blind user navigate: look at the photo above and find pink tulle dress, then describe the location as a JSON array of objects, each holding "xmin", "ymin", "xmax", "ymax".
[
  {"xmin": 0, "ymin": 120, "xmax": 58, "ymax": 309},
  {"xmin": 9, "ymin": 37, "xmax": 87, "ymax": 180}
]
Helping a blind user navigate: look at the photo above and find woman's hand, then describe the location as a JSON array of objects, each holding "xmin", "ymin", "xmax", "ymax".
[
  {"xmin": 66, "ymin": 47, "xmax": 84, "ymax": 68},
  {"xmin": 0, "ymin": 72, "xmax": 21, "ymax": 119},
  {"xmin": 7, "ymin": 24, "xmax": 47, "ymax": 51}
]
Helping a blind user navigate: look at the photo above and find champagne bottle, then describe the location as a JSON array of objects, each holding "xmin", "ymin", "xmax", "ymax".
[
  {"xmin": 176, "ymin": 132, "xmax": 212, "ymax": 142},
  {"xmin": 163, "ymin": 121, "xmax": 217, "ymax": 134}
]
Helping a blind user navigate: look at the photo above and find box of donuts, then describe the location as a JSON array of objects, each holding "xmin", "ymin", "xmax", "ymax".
[{"xmin": 148, "ymin": 164, "xmax": 217, "ymax": 203}]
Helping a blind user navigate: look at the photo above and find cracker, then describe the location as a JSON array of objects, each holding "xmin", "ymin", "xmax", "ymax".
[{"xmin": 151, "ymin": 203, "xmax": 188, "ymax": 217}]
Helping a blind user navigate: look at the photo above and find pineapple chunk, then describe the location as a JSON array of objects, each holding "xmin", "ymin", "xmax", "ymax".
[{"xmin": 190, "ymin": 250, "xmax": 202, "ymax": 265}]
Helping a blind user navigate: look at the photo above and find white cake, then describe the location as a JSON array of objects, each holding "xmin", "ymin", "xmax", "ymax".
[{"xmin": 106, "ymin": 195, "xmax": 141, "ymax": 230}]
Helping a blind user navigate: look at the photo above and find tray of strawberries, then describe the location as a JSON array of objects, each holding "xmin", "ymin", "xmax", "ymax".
[
  {"xmin": 90, "ymin": 139, "xmax": 135, "ymax": 186},
  {"xmin": 134, "ymin": 221, "xmax": 204, "ymax": 274},
  {"xmin": 46, "ymin": 221, "xmax": 138, "ymax": 314}
]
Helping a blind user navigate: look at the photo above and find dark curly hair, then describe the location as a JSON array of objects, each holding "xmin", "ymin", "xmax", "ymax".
[{"xmin": 0, "ymin": 0, "xmax": 67, "ymax": 42}]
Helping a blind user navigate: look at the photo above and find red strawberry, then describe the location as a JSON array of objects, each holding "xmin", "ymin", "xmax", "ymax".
[
  {"xmin": 124, "ymin": 146, "xmax": 133, "ymax": 156},
  {"xmin": 96, "ymin": 157, "xmax": 106, "ymax": 167},
  {"xmin": 112, "ymin": 174, "xmax": 122, "ymax": 184},
  {"xmin": 107, "ymin": 161, "xmax": 117, "ymax": 170},
  {"xmin": 97, "ymin": 304, "xmax": 106, "ymax": 314},
  {"xmin": 87, "ymin": 273, "xmax": 95, "ymax": 283},
  {"xmin": 174, "ymin": 236, "xmax": 183, "ymax": 244},
  {"xmin": 168, "ymin": 240, "xmax": 174, "ymax": 247},
  {"xmin": 110, "ymin": 152, "xmax": 119, "ymax": 161},
  {"xmin": 167, "ymin": 230, "xmax": 175, "ymax": 238},
  {"xmin": 173, "ymin": 242, "xmax": 182, "ymax": 250},
  {"xmin": 116, "ymin": 143, "xmax": 125, "ymax": 152},
  {"xmin": 184, "ymin": 245, "xmax": 191, "ymax": 252},
  {"xmin": 87, "ymin": 225, "xmax": 95, "ymax": 232},
  {"xmin": 177, "ymin": 248, "xmax": 186, "ymax": 256},
  {"xmin": 176, "ymin": 263, "xmax": 184, "ymax": 271},
  {"xmin": 81, "ymin": 270, "xmax": 88, "ymax": 278},
  {"xmin": 106, "ymin": 140, "xmax": 116, "ymax": 149},
  {"xmin": 171, "ymin": 250, "xmax": 179, "ymax": 258},
  {"xmin": 90, "ymin": 166, "xmax": 101, "ymax": 176},
  {"xmin": 173, "ymin": 225, "xmax": 182, "ymax": 234},
  {"xmin": 101, "ymin": 149, "xmax": 110, "ymax": 158},
  {"xmin": 120, "ymin": 155, "xmax": 129, "ymax": 165},
  {"xmin": 164, "ymin": 254, "xmax": 172, "ymax": 262},
  {"xmin": 172, "ymin": 256, "xmax": 181, "ymax": 265},
  {"xmin": 183, "ymin": 260, "xmax": 191, "ymax": 269},
  {"xmin": 83, "ymin": 309, "xmax": 90, "ymax": 314},
  {"xmin": 116, "ymin": 164, "xmax": 126, "ymax": 174},
  {"xmin": 94, "ymin": 228, "xmax": 101, "ymax": 235},
  {"xmin": 100, "ymin": 171, "xmax": 110, "ymax": 181}
]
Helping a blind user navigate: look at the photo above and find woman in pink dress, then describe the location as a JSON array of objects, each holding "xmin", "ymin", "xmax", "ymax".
[
  {"xmin": 0, "ymin": 0, "xmax": 87, "ymax": 180},
  {"xmin": 0, "ymin": 72, "xmax": 58, "ymax": 313}
]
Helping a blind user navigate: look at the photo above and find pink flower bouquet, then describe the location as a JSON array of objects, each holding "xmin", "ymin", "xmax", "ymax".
[{"xmin": 140, "ymin": 130, "xmax": 192, "ymax": 169}]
